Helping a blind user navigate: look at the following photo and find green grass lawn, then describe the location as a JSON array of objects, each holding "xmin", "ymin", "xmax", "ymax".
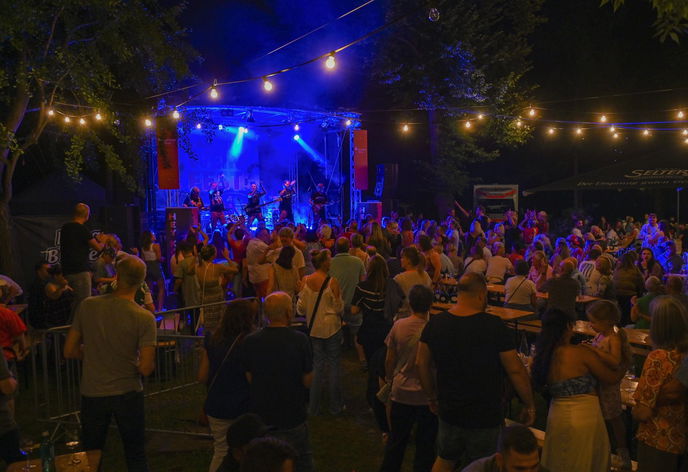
[{"xmin": 14, "ymin": 341, "xmax": 557, "ymax": 472}]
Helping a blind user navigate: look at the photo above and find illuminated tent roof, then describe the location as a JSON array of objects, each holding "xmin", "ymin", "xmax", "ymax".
[{"xmin": 524, "ymin": 152, "xmax": 688, "ymax": 194}]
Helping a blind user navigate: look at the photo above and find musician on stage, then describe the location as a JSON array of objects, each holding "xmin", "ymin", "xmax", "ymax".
[
  {"xmin": 209, "ymin": 175, "xmax": 226, "ymax": 228},
  {"xmin": 246, "ymin": 182, "xmax": 266, "ymax": 226},
  {"xmin": 278, "ymin": 180, "xmax": 296, "ymax": 223},
  {"xmin": 310, "ymin": 183, "xmax": 329, "ymax": 225},
  {"xmin": 183, "ymin": 187, "xmax": 203, "ymax": 209}
]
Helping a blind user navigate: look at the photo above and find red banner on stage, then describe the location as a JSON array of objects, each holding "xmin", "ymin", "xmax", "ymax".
[
  {"xmin": 157, "ymin": 125, "xmax": 180, "ymax": 190},
  {"xmin": 353, "ymin": 129, "xmax": 368, "ymax": 190}
]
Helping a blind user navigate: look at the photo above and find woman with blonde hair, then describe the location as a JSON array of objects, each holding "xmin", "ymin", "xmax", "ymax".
[
  {"xmin": 633, "ymin": 296, "xmax": 688, "ymax": 471},
  {"xmin": 198, "ymin": 245, "xmax": 238, "ymax": 333},
  {"xmin": 528, "ymin": 250, "xmax": 553, "ymax": 292},
  {"xmin": 297, "ymin": 249, "xmax": 345, "ymax": 415}
]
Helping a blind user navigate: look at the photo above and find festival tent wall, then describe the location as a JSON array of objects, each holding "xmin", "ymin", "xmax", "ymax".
[
  {"xmin": 524, "ymin": 152, "xmax": 688, "ymax": 194},
  {"xmin": 9, "ymin": 174, "xmax": 107, "ymax": 287}
]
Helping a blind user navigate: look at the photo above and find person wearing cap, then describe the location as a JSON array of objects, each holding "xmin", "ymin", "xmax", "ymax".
[{"xmin": 216, "ymin": 413, "xmax": 272, "ymax": 472}]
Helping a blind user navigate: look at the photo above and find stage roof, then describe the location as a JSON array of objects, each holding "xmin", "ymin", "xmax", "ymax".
[
  {"xmin": 179, "ymin": 105, "xmax": 360, "ymax": 131},
  {"xmin": 524, "ymin": 151, "xmax": 688, "ymax": 194}
]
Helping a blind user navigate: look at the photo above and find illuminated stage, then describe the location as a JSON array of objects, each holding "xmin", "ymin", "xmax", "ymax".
[{"xmin": 153, "ymin": 105, "xmax": 361, "ymax": 230}]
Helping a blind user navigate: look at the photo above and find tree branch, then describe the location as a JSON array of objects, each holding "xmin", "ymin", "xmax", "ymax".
[{"xmin": 43, "ymin": 7, "xmax": 64, "ymax": 59}]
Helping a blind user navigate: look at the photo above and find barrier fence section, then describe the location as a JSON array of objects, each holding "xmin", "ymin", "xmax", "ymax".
[{"xmin": 28, "ymin": 300, "xmax": 238, "ymax": 437}]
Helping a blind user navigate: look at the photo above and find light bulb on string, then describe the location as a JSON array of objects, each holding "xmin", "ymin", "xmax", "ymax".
[
  {"xmin": 402, "ymin": 124, "xmax": 409, "ymax": 133},
  {"xmin": 684, "ymin": 138, "xmax": 688, "ymax": 144},
  {"xmin": 678, "ymin": 111, "xmax": 685, "ymax": 119},
  {"xmin": 547, "ymin": 127, "xmax": 555, "ymax": 135},
  {"xmin": 575, "ymin": 128, "xmax": 583, "ymax": 135},
  {"xmin": 294, "ymin": 124, "xmax": 300, "ymax": 131},
  {"xmin": 464, "ymin": 120, "xmax": 472, "ymax": 129},
  {"xmin": 477, "ymin": 113, "xmax": 484, "ymax": 120},
  {"xmin": 195, "ymin": 123, "xmax": 202, "ymax": 129},
  {"xmin": 95, "ymin": 113, "xmax": 102, "ymax": 121},
  {"xmin": 613, "ymin": 132, "xmax": 619, "ymax": 139},
  {"xmin": 683, "ymin": 129, "xmax": 688, "ymax": 136},
  {"xmin": 144, "ymin": 118, "xmax": 152, "ymax": 127},
  {"xmin": 218, "ymin": 124, "xmax": 223, "ymax": 130},
  {"xmin": 325, "ymin": 53, "xmax": 336, "ymax": 70},
  {"xmin": 210, "ymin": 80, "xmax": 219, "ymax": 99},
  {"xmin": 528, "ymin": 108, "xmax": 536, "ymax": 117},
  {"xmin": 172, "ymin": 109, "xmax": 180, "ymax": 120},
  {"xmin": 600, "ymin": 115, "xmax": 608, "ymax": 123},
  {"xmin": 609, "ymin": 126, "xmax": 616, "ymax": 133},
  {"xmin": 47, "ymin": 109, "xmax": 54, "ymax": 117},
  {"xmin": 643, "ymin": 129, "xmax": 650, "ymax": 136},
  {"xmin": 515, "ymin": 119, "xmax": 523, "ymax": 128},
  {"xmin": 79, "ymin": 118, "xmax": 86, "ymax": 126},
  {"xmin": 64, "ymin": 116, "xmax": 71, "ymax": 124},
  {"xmin": 263, "ymin": 77, "xmax": 274, "ymax": 92}
]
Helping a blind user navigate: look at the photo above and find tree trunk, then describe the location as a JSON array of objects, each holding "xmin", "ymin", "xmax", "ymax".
[
  {"xmin": 428, "ymin": 109, "xmax": 452, "ymax": 218},
  {"xmin": 0, "ymin": 201, "xmax": 15, "ymax": 277}
]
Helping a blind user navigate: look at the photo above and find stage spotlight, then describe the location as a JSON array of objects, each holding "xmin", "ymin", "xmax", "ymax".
[
  {"xmin": 263, "ymin": 77, "xmax": 273, "ymax": 92},
  {"xmin": 294, "ymin": 124, "xmax": 300, "ymax": 131},
  {"xmin": 218, "ymin": 124, "xmax": 223, "ymax": 130},
  {"xmin": 240, "ymin": 127, "xmax": 248, "ymax": 133},
  {"xmin": 325, "ymin": 53, "xmax": 336, "ymax": 70},
  {"xmin": 345, "ymin": 119, "xmax": 352, "ymax": 127},
  {"xmin": 293, "ymin": 134, "xmax": 300, "ymax": 141},
  {"xmin": 196, "ymin": 123, "xmax": 202, "ymax": 129},
  {"xmin": 172, "ymin": 110, "xmax": 180, "ymax": 120}
]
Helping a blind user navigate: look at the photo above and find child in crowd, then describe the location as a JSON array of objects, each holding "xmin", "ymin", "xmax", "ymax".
[{"xmin": 586, "ymin": 300, "xmax": 632, "ymax": 469}]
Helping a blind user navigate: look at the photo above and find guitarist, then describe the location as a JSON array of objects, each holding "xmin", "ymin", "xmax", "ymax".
[
  {"xmin": 246, "ymin": 182, "xmax": 266, "ymax": 226},
  {"xmin": 310, "ymin": 183, "xmax": 329, "ymax": 226},
  {"xmin": 278, "ymin": 180, "xmax": 296, "ymax": 223}
]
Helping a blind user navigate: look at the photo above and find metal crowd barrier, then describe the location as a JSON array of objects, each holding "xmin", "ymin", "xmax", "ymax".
[{"xmin": 27, "ymin": 299, "xmax": 246, "ymax": 437}]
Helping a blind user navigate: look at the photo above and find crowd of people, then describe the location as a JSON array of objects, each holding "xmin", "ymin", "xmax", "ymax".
[{"xmin": 2, "ymin": 201, "xmax": 688, "ymax": 471}]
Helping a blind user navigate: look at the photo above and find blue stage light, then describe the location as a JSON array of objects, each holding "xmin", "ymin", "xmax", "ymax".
[
  {"xmin": 293, "ymin": 134, "xmax": 300, "ymax": 141},
  {"xmin": 294, "ymin": 124, "xmax": 300, "ymax": 131}
]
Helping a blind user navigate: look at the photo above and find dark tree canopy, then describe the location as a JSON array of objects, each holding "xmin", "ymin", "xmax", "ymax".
[
  {"xmin": 371, "ymin": 0, "xmax": 544, "ymax": 197},
  {"xmin": 0, "ymin": 0, "xmax": 197, "ymax": 274}
]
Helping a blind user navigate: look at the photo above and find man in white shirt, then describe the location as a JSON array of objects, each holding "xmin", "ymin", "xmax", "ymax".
[
  {"xmin": 246, "ymin": 228, "xmax": 275, "ymax": 297},
  {"xmin": 485, "ymin": 243, "xmax": 514, "ymax": 284},
  {"xmin": 639, "ymin": 213, "xmax": 660, "ymax": 248},
  {"xmin": 268, "ymin": 227, "xmax": 306, "ymax": 278}
]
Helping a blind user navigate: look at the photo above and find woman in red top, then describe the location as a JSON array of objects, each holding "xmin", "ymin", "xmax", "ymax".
[{"xmin": 227, "ymin": 225, "xmax": 248, "ymax": 297}]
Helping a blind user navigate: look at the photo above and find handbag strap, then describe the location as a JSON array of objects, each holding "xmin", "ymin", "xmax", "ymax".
[
  {"xmin": 307, "ymin": 276, "xmax": 331, "ymax": 335},
  {"xmin": 504, "ymin": 276, "xmax": 527, "ymax": 304},
  {"xmin": 207, "ymin": 333, "xmax": 243, "ymax": 394}
]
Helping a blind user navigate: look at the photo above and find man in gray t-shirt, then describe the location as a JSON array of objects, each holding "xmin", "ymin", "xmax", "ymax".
[{"xmin": 64, "ymin": 255, "xmax": 156, "ymax": 471}]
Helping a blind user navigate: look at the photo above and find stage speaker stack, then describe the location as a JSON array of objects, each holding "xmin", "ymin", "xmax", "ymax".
[
  {"xmin": 164, "ymin": 207, "xmax": 199, "ymax": 269},
  {"xmin": 100, "ymin": 205, "xmax": 140, "ymax": 250},
  {"xmin": 357, "ymin": 201, "xmax": 383, "ymax": 222}
]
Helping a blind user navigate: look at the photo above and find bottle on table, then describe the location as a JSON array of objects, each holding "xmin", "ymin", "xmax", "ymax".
[{"xmin": 39, "ymin": 431, "xmax": 55, "ymax": 472}]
